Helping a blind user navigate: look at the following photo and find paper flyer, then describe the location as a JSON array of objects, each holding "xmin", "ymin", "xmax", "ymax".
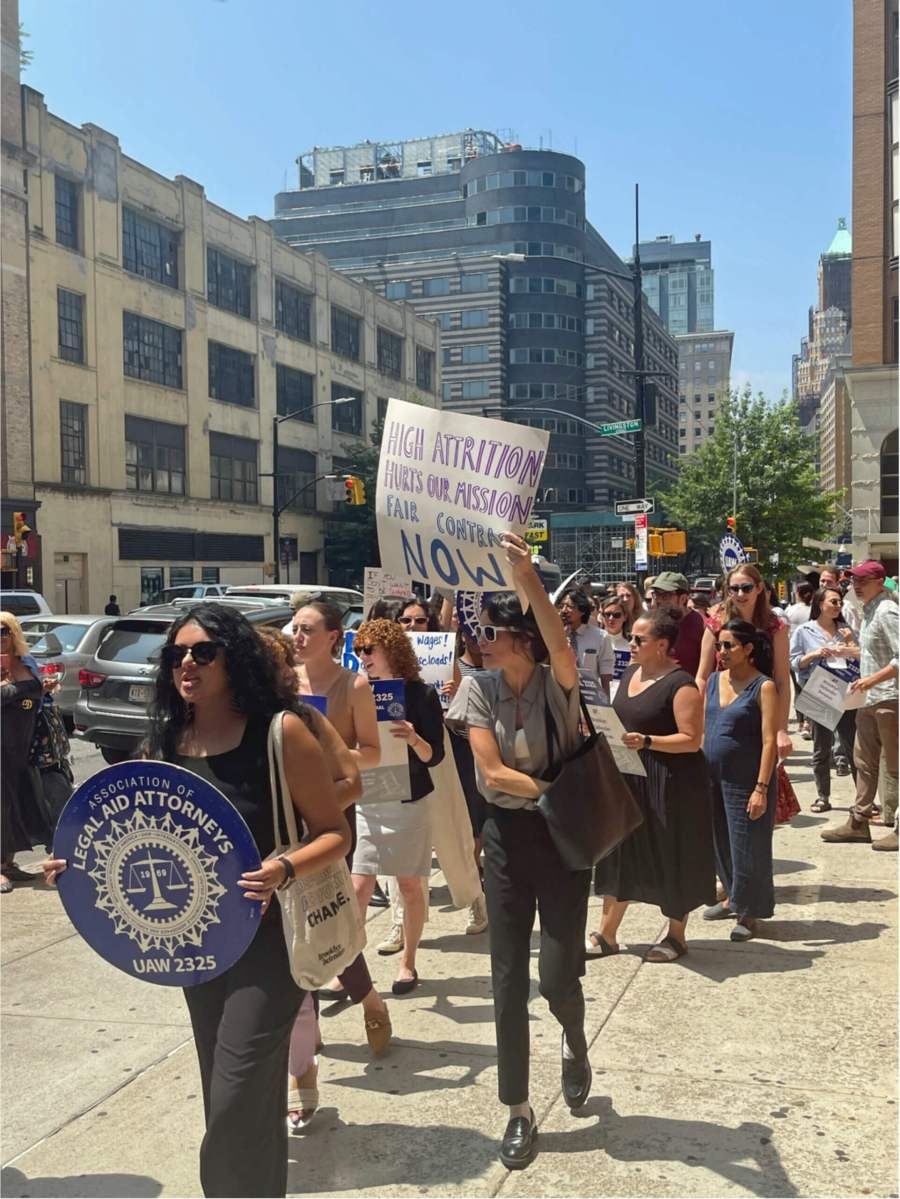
[
  {"xmin": 586, "ymin": 704, "xmax": 647, "ymax": 778},
  {"xmin": 359, "ymin": 680, "xmax": 412, "ymax": 803},
  {"xmin": 796, "ymin": 665, "xmax": 864, "ymax": 732}
]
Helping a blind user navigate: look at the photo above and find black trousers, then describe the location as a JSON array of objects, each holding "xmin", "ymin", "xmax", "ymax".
[
  {"xmin": 183, "ymin": 914, "xmax": 304, "ymax": 1198},
  {"xmin": 482, "ymin": 803, "xmax": 591, "ymax": 1106}
]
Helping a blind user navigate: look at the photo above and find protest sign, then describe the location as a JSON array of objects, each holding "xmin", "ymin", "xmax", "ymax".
[
  {"xmin": 410, "ymin": 631, "xmax": 455, "ymax": 709},
  {"xmin": 342, "ymin": 630, "xmax": 360, "ymax": 673},
  {"xmin": 796, "ymin": 665, "xmax": 864, "ymax": 732},
  {"xmin": 54, "ymin": 762, "xmax": 262, "ymax": 986},
  {"xmin": 359, "ymin": 680, "xmax": 412, "ymax": 803},
  {"xmin": 376, "ymin": 398, "xmax": 549, "ymax": 591},
  {"xmin": 363, "ymin": 567, "xmax": 413, "ymax": 617},
  {"xmin": 587, "ymin": 705, "xmax": 647, "ymax": 777}
]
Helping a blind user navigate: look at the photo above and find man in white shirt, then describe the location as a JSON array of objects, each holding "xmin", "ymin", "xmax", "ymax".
[{"xmin": 557, "ymin": 588, "xmax": 614, "ymax": 698}]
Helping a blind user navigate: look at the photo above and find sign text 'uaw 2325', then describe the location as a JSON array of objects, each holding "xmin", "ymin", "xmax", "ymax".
[{"xmin": 54, "ymin": 761, "xmax": 263, "ymax": 986}]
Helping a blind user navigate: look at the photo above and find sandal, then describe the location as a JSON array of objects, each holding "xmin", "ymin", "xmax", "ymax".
[
  {"xmin": 645, "ymin": 935, "xmax": 687, "ymax": 963},
  {"xmin": 0, "ymin": 876, "xmax": 12, "ymax": 894},
  {"xmin": 585, "ymin": 931, "xmax": 620, "ymax": 956},
  {"xmin": 287, "ymin": 1085, "xmax": 319, "ymax": 1134},
  {"xmin": 810, "ymin": 798, "xmax": 831, "ymax": 813}
]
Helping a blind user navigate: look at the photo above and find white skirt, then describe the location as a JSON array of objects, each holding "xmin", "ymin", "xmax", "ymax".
[{"xmin": 353, "ymin": 797, "xmax": 432, "ymax": 878}]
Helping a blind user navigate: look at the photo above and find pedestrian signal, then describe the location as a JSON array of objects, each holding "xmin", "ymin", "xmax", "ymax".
[{"xmin": 13, "ymin": 512, "xmax": 31, "ymax": 544}]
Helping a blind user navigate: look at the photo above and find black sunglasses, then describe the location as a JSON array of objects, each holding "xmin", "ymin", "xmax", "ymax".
[
  {"xmin": 162, "ymin": 640, "xmax": 222, "ymax": 669},
  {"xmin": 715, "ymin": 639, "xmax": 739, "ymax": 650},
  {"xmin": 728, "ymin": 582, "xmax": 756, "ymax": 595},
  {"xmin": 603, "ymin": 610, "xmax": 625, "ymax": 619},
  {"xmin": 398, "ymin": 615, "xmax": 429, "ymax": 626},
  {"xmin": 628, "ymin": 634, "xmax": 647, "ymax": 646},
  {"xmin": 356, "ymin": 644, "xmax": 375, "ymax": 655},
  {"xmin": 0, "ymin": 627, "xmax": 10, "ymax": 637}
]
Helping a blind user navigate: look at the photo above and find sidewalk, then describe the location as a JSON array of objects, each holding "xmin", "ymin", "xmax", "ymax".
[{"xmin": 1, "ymin": 741, "xmax": 897, "ymax": 1198}]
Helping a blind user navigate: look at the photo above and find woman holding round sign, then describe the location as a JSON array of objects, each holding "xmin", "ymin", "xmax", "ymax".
[
  {"xmin": 446, "ymin": 533, "xmax": 588, "ymax": 1172},
  {"xmin": 45, "ymin": 604, "xmax": 349, "ymax": 1199}
]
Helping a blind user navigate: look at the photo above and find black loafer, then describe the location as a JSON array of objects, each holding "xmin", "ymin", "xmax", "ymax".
[
  {"xmin": 561, "ymin": 1038, "xmax": 592, "ymax": 1110},
  {"xmin": 391, "ymin": 969, "xmax": 419, "ymax": 995},
  {"xmin": 499, "ymin": 1109, "xmax": 537, "ymax": 1170},
  {"xmin": 368, "ymin": 882, "xmax": 390, "ymax": 909}
]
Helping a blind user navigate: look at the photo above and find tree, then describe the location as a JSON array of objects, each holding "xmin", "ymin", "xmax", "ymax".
[
  {"xmin": 323, "ymin": 420, "xmax": 382, "ymax": 586},
  {"xmin": 661, "ymin": 387, "xmax": 840, "ymax": 575}
]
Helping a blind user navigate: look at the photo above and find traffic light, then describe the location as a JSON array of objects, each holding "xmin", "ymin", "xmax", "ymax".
[
  {"xmin": 626, "ymin": 537, "xmax": 635, "ymax": 550},
  {"xmin": 344, "ymin": 475, "xmax": 366, "ymax": 506},
  {"xmin": 726, "ymin": 515, "xmax": 737, "ymax": 532},
  {"xmin": 662, "ymin": 530, "xmax": 687, "ymax": 555},
  {"xmin": 648, "ymin": 533, "xmax": 662, "ymax": 557},
  {"xmin": 13, "ymin": 512, "xmax": 31, "ymax": 544}
]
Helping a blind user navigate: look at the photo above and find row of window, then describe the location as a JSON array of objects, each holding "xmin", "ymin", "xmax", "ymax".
[
  {"xmin": 443, "ymin": 343, "xmax": 491, "ymax": 365},
  {"xmin": 510, "ymin": 275, "xmax": 583, "ymax": 298},
  {"xmin": 463, "ymin": 170, "xmax": 584, "ymax": 196},
  {"xmin": 535, "ymin": 488, "xmax": 586, "ymax": 505},
  {"xmin": 441, "ymin": 379, "xmax": 491, "ymax": 401},
  {"xmin": 385, "ymin": 272, "xmax": 490, "ymax": 300},
  {"xmin": 470, "ymin": 207, "xmax": 580, "ymax": 229},
  {"xmin": 508, "ymin": 312, "xmax": 584, "ymax": 332},
  {"xmin": 428, "ymin": 308, "xmax": 491, "ymax": 330},
  {"xmin": 509, "ymin": 347, "xmax": 584, "ymax": 366},
  {"xmin": 514, "ymin": 415, "xmax": 586, "ymax": 436},
  {"xmin": 55, "ymin": 290, "xmax": 435, "ymax": 394},
  {"xmin": 509, "ymin": 383, "xmax": 583, "ymax": 404},
  {"xmin": 545, "ymin": 452, "xmax": 584, "ymax": 470}
]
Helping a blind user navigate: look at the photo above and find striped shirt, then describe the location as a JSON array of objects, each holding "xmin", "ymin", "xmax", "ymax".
[{"xmin": 858, "ymin": 591, "xmax": 899, "ymax": 706}]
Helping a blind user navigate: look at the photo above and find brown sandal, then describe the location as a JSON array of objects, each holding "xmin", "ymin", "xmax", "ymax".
[{"xmin": 645, "ymin": 935, "xmax": 687, "ymax": 963}]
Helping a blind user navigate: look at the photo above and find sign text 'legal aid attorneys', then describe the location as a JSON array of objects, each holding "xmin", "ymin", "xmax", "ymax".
[{"xmin": 376, "ymin": 399, "xmax": 549, "ymax": 591}]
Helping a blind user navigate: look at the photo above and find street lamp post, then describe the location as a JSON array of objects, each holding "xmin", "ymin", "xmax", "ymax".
[{"xmin": 268, "ymin": 396, "xmax": 355, "ymax": 584}]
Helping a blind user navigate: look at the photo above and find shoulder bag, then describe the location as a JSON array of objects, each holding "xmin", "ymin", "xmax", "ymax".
[
  {"xmin": 267, "ymin": 712, "xmax": 366, "ymax": 990},
  {"xmin": 537, "ymin": 694, "xmax": 643, "ymax": 872}
]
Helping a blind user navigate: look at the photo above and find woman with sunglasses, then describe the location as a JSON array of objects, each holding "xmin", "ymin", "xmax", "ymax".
[
  {"xmin": 1, "ymin": 612, "xmax": 45, "ymax": 893},
  {"xmin": 702, "ymin": 620, "xmax": 779, "ymax": 940},
  {"xmin": 600, "ymin": 596, "xmax": 632, "ymax": 699},
  {"xmin": 351, "ymin": 618, "xmax": 444, "ymax": 995},
  {"xmin": 447, "ymin": 533, "xmax": 588, "ymax": 1171},
  {"xmin": 45, "ymin": 603, "xmax": 349, "ymax": 1198},
  {"xmin": 697, "ymin": 565, "xmax": 793, "ymax": 762},
  {"xmin": 789, "ymin": 587, "xmax": 860, "ymax": 813},
  {"xmin": 590, "ymin": 610, "xmax": 714, "ymax": 963},
  {"xmin": 397, "ymin": 596, "xmax": 439, "ymax": 633}
]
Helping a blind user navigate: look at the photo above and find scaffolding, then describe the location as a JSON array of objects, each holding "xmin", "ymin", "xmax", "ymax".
[{"xmin": 550, "ymin": 519, "xmax": 635, "ymax": 583}]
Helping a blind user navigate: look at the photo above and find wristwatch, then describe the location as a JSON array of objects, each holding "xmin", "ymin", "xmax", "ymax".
[
  {"xmin": 643, "ymin": 735, "xmax": 652, "ymax": 750},
  {"xmin": 277, "ymin": 854, "xmax": 296, "ymax": 890}
]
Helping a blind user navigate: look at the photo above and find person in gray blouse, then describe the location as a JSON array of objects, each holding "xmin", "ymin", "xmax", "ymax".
[{"xmin": 446, "ymin": 531, "xmax": 587, "ymax": 1172}]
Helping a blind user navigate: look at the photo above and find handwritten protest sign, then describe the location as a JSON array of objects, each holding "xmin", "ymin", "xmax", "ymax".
[
  {"xmin": 410, "ymin": 632, "xmax": 455, "ymax": 710},
  {"xmin": 376, "ymin": 398, "xmax": 549, "ymax": 591},
  {"xmin": 363, "ymin": 568, "xmax": 413, "ymax": 617}
]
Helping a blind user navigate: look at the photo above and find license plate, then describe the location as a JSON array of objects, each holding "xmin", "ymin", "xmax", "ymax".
[{"xmin": 128, "ymin": 685, "xmax": 153, "ymax": 704}]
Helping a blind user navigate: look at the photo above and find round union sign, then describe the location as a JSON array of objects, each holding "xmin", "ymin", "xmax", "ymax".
[
  {"xmin": 719, "ymin": 534, "xmax": 747, "ymax": 573},
  {"xmin": 54, "ymin": 761, "xmax": 263, "ymax": 986}
]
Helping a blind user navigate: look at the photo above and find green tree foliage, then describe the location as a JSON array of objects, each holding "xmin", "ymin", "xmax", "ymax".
[
  {"xmin": 661, "ymin": 387, "xmax": 840, "ymax": 573},
  {"xmin": 323, "ymin": 421, "xmax": 382, "ymax": 586}
]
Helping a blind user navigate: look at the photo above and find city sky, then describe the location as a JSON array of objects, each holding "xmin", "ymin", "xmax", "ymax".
[{"xmin": 20, "ymin": 0, "xmax": 852, "ymax": 400}]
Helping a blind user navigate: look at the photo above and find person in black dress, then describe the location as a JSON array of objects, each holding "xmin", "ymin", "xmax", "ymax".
[
  {"xmin": 2, "ymin": 612, "xmax": 44, "ymax": 892},
  {"xmin": 590, "ymin": 609, "xmax": 715, "ymax": 962},
  {"xmin": 45, "ymin": 604, "xmax": 350, "ymax": 1198}
]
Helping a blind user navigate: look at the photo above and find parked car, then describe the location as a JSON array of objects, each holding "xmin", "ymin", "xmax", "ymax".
[
  {"xmin": 20, "ymin": 615, "xmax": 118, "ymax": 731},
  {"xmin": 73, "ymin": 603, "xmax": 294, "ymax": 762},
  {"xmin": 224, "ymin": 584, "xmax": 363, "ymax": 615},
  {"xmin": 689, "ymin": 575, "xmax": 719, "ymax": 598},
  {"xmin": 0, "ymin": 589, "xmax": 53, "ymax": 617},
  {"xmin": 130, "ymin": 582, "xmax": 228, "ymax": 611}
]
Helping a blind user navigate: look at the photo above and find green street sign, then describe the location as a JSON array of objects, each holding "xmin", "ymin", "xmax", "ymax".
[{"xmin": 597, "ymin": 419, "xmax": 642, "ymax": 436}]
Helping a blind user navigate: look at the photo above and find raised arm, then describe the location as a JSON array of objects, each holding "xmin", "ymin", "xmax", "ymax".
[{"xmin": 501, "ymin": 530, "xmax": 578, "ymax": 693}]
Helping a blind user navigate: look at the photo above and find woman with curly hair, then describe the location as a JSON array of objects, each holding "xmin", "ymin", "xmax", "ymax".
[
  {"xmin": 351, "ymin": 617, "xmax": 444, "ymax": 994},
  {"xmin": 44, "ymin": 603, "xmax": 349, "ymax": 1198}
]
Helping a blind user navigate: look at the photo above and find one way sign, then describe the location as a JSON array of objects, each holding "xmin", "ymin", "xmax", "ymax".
[{"xmin": 615, "ymin": 498, "xmax": 655, "ymax": 516}]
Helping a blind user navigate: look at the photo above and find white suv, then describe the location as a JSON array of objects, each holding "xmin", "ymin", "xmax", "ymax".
[
  {"xmin": 224, "ymin": 584, "xmax": 363, "ymax": 613},
  {"xmin": 0, "ymin": 589, "xmax": 53, "ymax": 617}
]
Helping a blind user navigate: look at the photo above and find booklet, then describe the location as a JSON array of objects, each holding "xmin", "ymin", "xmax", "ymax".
[{"xmin": 359, "ymin": 680, "xmax": 412, "ymax": 803}]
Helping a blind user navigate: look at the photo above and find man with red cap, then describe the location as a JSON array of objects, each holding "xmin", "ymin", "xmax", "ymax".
[{"xmin": 821, "ymin": 560, "xmax": 898, "ymax": 850}]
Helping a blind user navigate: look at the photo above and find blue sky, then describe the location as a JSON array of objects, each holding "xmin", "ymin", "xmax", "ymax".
[{"xmin": 20, "ymin": 0, "xmax": 852, "ymax": 399}]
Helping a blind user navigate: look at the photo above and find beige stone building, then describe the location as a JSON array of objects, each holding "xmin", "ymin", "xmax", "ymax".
[
  {"xmin": 676, "ymin": 329, "xmax": 734, "ymax": 456},
  {"xmin": 16, "ymin": 87, "xmax": 438, "ymax": 612},
  {"xmin": 818, "ymin": 353, "xmax": 853, "ymax": 499}
]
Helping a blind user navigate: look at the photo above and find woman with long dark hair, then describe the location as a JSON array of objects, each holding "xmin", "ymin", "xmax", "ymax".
[
  {"xmin": 447, "ymin": 533, "xmax": 587, "ymax": 1171},
  {"xmin": 702, "ymin": 620, "xmax": 779, "ymax": 941},
  {"xmin": 790, "ymin": 587, "xmax": 860, "ymax": 813},
  {"xmin": 45, "ymin": 603, "xmax": 349, "ymax": 1198}
]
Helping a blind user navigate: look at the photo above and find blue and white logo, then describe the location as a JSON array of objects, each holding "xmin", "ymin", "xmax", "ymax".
[
  {"xmin": 54, "ymin": 762, "xmax": 262, "ymax": 986},
  {"xmin": 719, "ymin": 535, "xmax": 747, "ymax": 573}
]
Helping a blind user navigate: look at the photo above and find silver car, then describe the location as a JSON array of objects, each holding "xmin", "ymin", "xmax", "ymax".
[
  {"xmin": 20, "ymin": 615, "xmax": 118, "ymax": 730},
  {"xmin": 73, "ymin": 603, "xmax": 294, "ymax": 763}
]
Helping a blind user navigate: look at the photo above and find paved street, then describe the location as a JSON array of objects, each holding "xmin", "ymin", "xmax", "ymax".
[{"xmin": 1, "ymin": 734, "xmax": 897, "ymax": 1198}]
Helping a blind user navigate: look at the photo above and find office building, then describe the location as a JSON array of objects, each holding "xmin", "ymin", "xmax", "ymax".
[
  {"xmin": 792, "ymin": 221, "xmax": 853, "ymax": 434},
  {"xmin": 10, "ymin": 87, "xmax": 437, "ymax": 611},
  {"xmin": 271, "ymin": 131, "xmax": 680, "ymax": 513},
  {"xmin": 637, "ymin": 234, "xmax": 714, "ymax": 336},
  {"xmin": 676, "ymin": 331, "xmax": 735, "ymax": 456},
  {"xmin": 845, "ymin": 0, "xmax": 898, "ymax": 567},
  {"xmin": 819, "ymin": 217, "xmax": 853, "ymax": 323},
  {"xmin": 818, "ymin": 352, "xmax": 853, "ymax": 500}
]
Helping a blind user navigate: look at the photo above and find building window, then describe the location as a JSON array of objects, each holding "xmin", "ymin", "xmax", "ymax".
[
  {"xmin": 57, "ymin": 289, "xmax": 84, "ymax": 363},
  {"xmin": 208, "ymin": 341, "xmax": 255, "ymax": 407},
  {"xmin": 423, "ymin": 277, "xmax": 451, "ymax": 297},
  {"xmin": 277, "ymin": 446, "xmax": 317, "ymax": 512},
  {"xmin": 416, "ymin": 160, "xmax": 432, "ymax": 176},
  {"xmin": 461, "ymin": 379, "xmax": 490, "ymax": 400},
  {"xmin": 275, "ymin": 279, "xmax": 312, "ymax": 341},
  {"xmin": 276, "ymin": 364, "xmax": 315, "ymax": 420},
  {"xmin": 377, "ymin": 395, "xmax": 389, "ymax": 424},
  {"xmin": 461, "ymin": 309, "xmax": 489, "ymax": 328},
  {"xmin": 415, "ymin": 346, "xmax": 434, "ymax": 392},
  {"xmin": 210, "ymin": 432, "xmax": 258, "ymax": 504},
  {"xmin": 125, "ymin": 415, "xmax": 185, "ymax": 495},
  {"xmin": 442, "ymin": 382, "xmax": 453, "ymax": 403},
  {"xmin": 207, "ymin": 247, "xmax": 252, "ymax": 318},
  {"xmin": 55, "ymin": 175, "xmax": 79, "ymax": 250},
  {"xmin": 331, "ymin": 305, "xmax": 361, "ymax": 362},
  {"xmin": 460, "ymin": 272, "xmax": 489, "ymax": 292},
  {"xmin": 377, "ymin": 327, "xmax": 403, "ymax": 379},
  {"xmin": 122, "ymin": 207, "xmax": 179, "ymax": 288},
  {"xmin": 432, "ymin": 311, "xmax": 453, "ymax": 330},
  {"xmin": 881, "ymin": 429, "xmax": 898, "ymax": 534},
  {"xmin": 385, "ymin": 281, "xmax": 410, "ymax": 300},
  {"xmin": 462, "ymin": 343, "xmax": 490, "ymax": 364},
  {"xmin": 123, "ymin": 312, "xmax": 183, "ymax": 389},
  {"xmin": 331, "ymin": 383, "xmax": 363, "ymax": 435},
  {"xmin": 442, "ymin": 347, "xmax": 452, "ymax": 366},
  {"xmin": 60, "ymin": 401, "xmax": 87, "ymax": 485}
]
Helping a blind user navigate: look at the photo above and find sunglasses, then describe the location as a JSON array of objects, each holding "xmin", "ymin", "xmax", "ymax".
[
  {"xmin": 0, "ymin": 627, "xmax": 10, "ymax": 637},
  {"xmin": 728, "ymin": 582, "xmax": 756, "ymax": 595},
  {"xmin": 603, "ymin": 611, "xmax": 625, "ymax": 620},
  {"xmin": 479, "ymin": 625, "xmax": 523, "ymax": 643},
  {"xmin": 398, "ymin": 615, "xmax": 429, "ymax": 627},
  {"xmin": 628, "ymin": 634, "xmax": 647, "ymax": 646},
  {"xmin": 162, "ymin": 640, "xmax": 222, "ymax": 669},
  {"xmin": 715, "ymin": 639, "xmax": 739, "ymax": 651},
  {"xmin": 356, "ymin": 645, "xmax": 375, "ymax": 656}
]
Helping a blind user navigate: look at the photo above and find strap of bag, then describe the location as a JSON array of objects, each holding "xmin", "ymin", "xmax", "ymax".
[
  {"xmin": 543, "ymin": 680, "xmax": 598, "ymax": 774},
  {"xmin": 267, "ymin": 712, "xmax": 301, "ymax": 849}
]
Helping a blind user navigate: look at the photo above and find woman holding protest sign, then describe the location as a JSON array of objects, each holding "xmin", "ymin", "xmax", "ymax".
[
  {"xmin": 446, "ymin": 532, "xmax": 589, "ymax": 1171},
  {"xmin": 351, "ymin": 618, "xmax": 445, "ymax": 994},
  {"xmin": 44, "ymin": 604, "xmax": 349, "ymax": 1198}
]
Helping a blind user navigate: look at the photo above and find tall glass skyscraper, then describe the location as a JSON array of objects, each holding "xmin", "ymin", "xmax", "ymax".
[{"xmin": 636, "ymin": 235, "xmax": 715, "ymax": 335}]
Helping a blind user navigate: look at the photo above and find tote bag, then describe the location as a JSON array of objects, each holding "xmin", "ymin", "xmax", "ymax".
[
  {"xmin": 537, "ymin": 697, "xmax": 643, "ymax": 872},
  {"xmin": 267, "ymin": 712, "xmax": 366, "ymax": 990},
  {"xmin": 428, "ymin": 727, "xmax": 483, "ymax": 909}
]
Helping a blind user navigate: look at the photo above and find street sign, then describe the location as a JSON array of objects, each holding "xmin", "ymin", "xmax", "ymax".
[
  {"xmin": 635, "ymin": 513, "xmax": 649, "ymax": 571},
  {"xmin": 598, "ymin": 419, "xmax": 642, "ymax": 437},
  {"xmin": 525, "ymin": 518, "xmax": 548, "ymax": 544},
  {"xmin": 615, "ymin": 498, "xmax": 655, "ymax": 516}
]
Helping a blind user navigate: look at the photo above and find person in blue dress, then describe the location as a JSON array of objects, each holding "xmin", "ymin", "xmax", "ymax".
[{"xmin": 702, "ymin": 619, "xmax": 779, "ymax": 941}]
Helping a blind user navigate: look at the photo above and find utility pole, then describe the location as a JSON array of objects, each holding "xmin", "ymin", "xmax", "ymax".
[{"xmin": 632, "ymin": 184, "xmax": 646, "ymax": 503}]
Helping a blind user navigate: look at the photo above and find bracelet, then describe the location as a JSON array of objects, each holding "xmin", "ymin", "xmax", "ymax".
[
  {"xmin": 754, "ymin": 783, "xmax": 767, "ymax": 792},
  {"xmin": 276, "ymin": 854, "xmax": 295, "ymax": 889}
]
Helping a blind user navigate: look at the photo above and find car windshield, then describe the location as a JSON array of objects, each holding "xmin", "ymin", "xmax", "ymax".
[
  {"xmin": 97, "ymin": 622, "xmax": 170, "ymax": 665},
  {"xmin": 158, "ymin": 586, "xmax": 204, "ymax": 603},
  {"xmin": 22, "ymin": 621, "xmax": 91, "ymax": 653}
]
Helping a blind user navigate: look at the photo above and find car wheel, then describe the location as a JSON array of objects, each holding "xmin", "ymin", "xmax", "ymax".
[{"xmin": 100, "ymin": 747, "xmax": 131, "ymax": 765}]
